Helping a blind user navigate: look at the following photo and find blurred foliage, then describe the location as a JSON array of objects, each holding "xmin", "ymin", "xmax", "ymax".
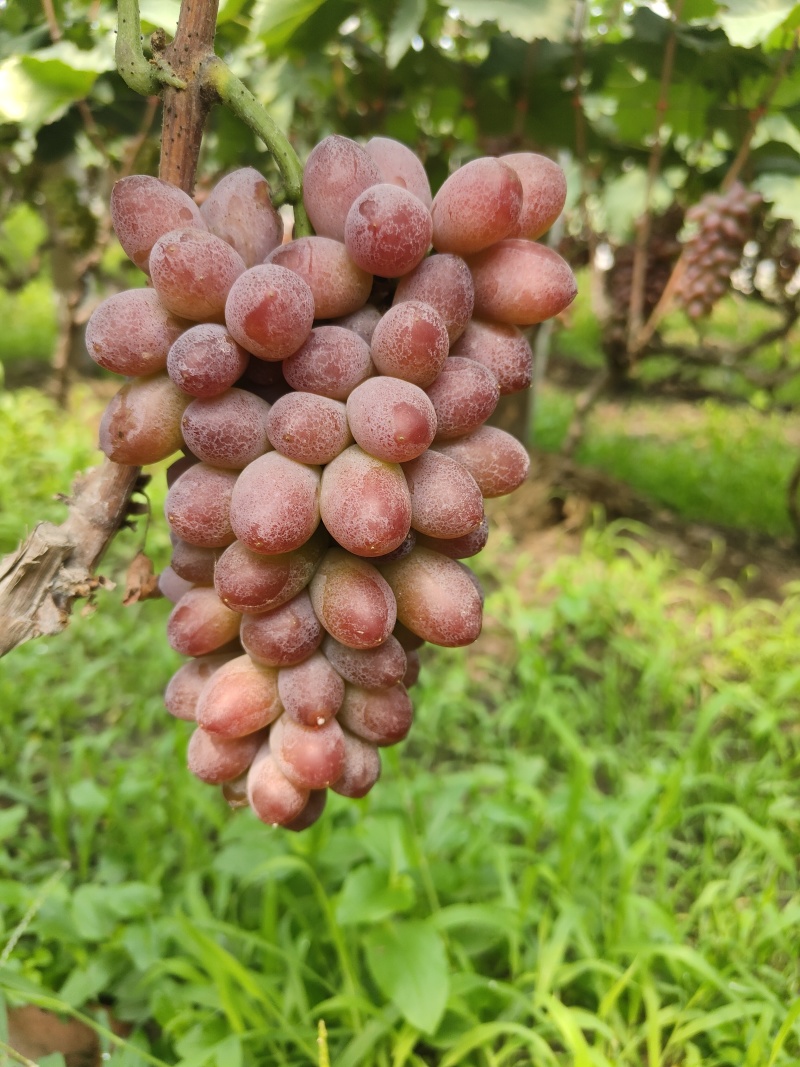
[{"xmin": 2, "ymin": 1, "xmax": 800, "ymax": 223}]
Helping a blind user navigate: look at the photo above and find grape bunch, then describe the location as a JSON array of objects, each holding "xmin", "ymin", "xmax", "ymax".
[
  {"xmin": 88, "ymin": 137, "xmax": 576, "ymax": 831},
  {"xmin": 676, "ymin": 182, "xmax": 763, "ymax": 320},
  {"xmin": 606, "ymin": 207, "xmax": 682, "ymax": 347}
]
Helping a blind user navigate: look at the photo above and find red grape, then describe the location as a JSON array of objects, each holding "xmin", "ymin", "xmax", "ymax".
[
  {"xmin": 196, "ymin": 654, "xmax": 283, "ymax": 737},
  {"xmin": 111, "ymin": 174, "xmax": 205, "ymax": 272},
  {"xmin": 365, "ymin": 136, "xmax": 432, "ymax": 207},
  {"xmin": 267, "ymin": 236, "xmax": 372, "ymax": 319},
  {"xmin": 164, "ymin": 653, "xmax": 234, "ymax": 721},
  {"xmin": 167, "ymin": 587, "xmax": 242, "ymax": 656},
  {"xmin": 99, "ymin": 374, "xmax": 189, "ymax": 466},
  {"xmin": 225, "ymin": 264, "xmax": 315, "ymax": 361},
  {"xmin": 230, "ymin": 452, "xmax": 321, "ymax": 555},
  {"xmin": 240, "ymin": 590, "xmax": 323, "ymax": 667},
  {"xmin": 370, "ymin": 301, "xmax": 449, "ymax": 388},
  {"xmin": 310, "ymin": 548, "xmax": 397, "ymax": 649},
  {"xmin": 380, "ymin": 547, "xmax": 483, "ymax": 647},
  {"xmin": 432, "ymin": 426, "xmax": 530, "ymax": 498},
  {"xmin": 165, "ymin": 464, "xmax": 237, "ymax": 548},
  {"xmin": 86, "ymin": 288, "xmax": 186, "ymax": 377},
  {"xmin": 393, "ymin": 253, "xmax": 474, "ymax": 343},
  {"xmin": 468, "ymin": 239, "xmax": 577, "ymax": 325},
  {"xmin": 302, "ymin": 135, "xmax": 382, "ymax": 241},
  {"xmin": 181, "ymin": 388, "xmax": 272, "ymax": 470},
  {"xmin": 150, "ymin": 228, "xmax": 246, "ymax": 321},
  {"xmin": 266, "ymin": 392, "xmax": 352, "ymax": 465},
  {"xmin": 277, "ymin": 651, "xmax": 345, "ymax": 727},
  {"xmin": 283, "ymin": 326, "xmax": 374, "ymax": 400},
  {"xmin": 247, "ymin": 742, "xmax": 309, "ymax": 825},
  {"xmin": 270, "ymin": 713, "xmax": 347, "ymax": 790},
  {"xmin": 431, "ymin": 158, "xmax": 522, "ymax": 255},
  {"xmin": 187, "ymin": 726, "xmax": 263, "ymax": 784},
  {"xmin": 337, "ymin": 683, "xmax": 413, "ymax": 746},
  {"xmin": 346, "ymin": 377, "xmax": 437, "ymax": 463},
  {"xmin": 402, "ymin": 450, "xmax": 484, "ymax": 539},
  {"xmin": 214, "ymin": 528, "xmax": 327, "ymax": 614},
  {"xmin": 344, "ymin": 184, "xmax": 432, "ymax": 277},
  {"xmin": 320, "ymin": 445, "xmax": 412, "ymax": 558},
  {"xmin": 331, "ymin": 732, "xmax": 381, "ymax": 798},
  {"xmin": 450, "ymin": 319, "xmax": 533, "ymax": 395},
  {"xmin": 322, "ymin": 633, "xmax": 407, "ymax": 689},
  {"xmin": 426, "ymin": 356, "xmax": 500, "ymax": 439},
  {"xmin": 200, "ymin": 167, "xmax": 283, "ymax": 267},
  {"xmin": 500, "ymin": 152, "xmax": 567, "ymax": 240},
  {"xmin": 166, "ymin": 324, "xmax": 249, "ymax": 398}
]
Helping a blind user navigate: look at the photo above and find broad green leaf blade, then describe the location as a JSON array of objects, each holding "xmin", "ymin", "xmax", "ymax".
[
  {"xmin": 719, "ymin": 0, "xmax": 796, "ymax": 46},
  {"xmin": 139, "ymin": 0, "xmax": 181, "ymax": 31},
  {"xmin": 0, "ymin": 56, "xmax": 92, "ymax": 128},
  {"xmin": 336, "ymin": 865, "xmax": 416, "ymax": 925},
  {"xmin": 253, "ymin": 0, "xmax": 329, "ymax": 49},
  {"xmin": 387, "ymin": 0, "xmax": 426, "ymax": 69},
  {"xmin": 451, "ymin": 0, "xmax": 573, "ymax": 42},
  {"xmin": 754, "ymin": 173, "xmax": 800, "ymax": 225},
  {"xmin": 364, "ymin": 919, "xmax": 449, "ymax": 1034}
]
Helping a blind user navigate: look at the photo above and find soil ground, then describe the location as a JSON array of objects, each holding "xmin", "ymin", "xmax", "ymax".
[{"xmin": 486, "ymin": 451, "xmax": 800, "ymax": 603}]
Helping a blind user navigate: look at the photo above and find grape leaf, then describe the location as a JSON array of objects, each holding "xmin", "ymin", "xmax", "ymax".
[
  {"xmin": 387, "ymin": 0, "xmax": 426, "ymax": 69},
  {"xmin": 718, "ymin": 0, "xmax": 796, "ymax": 46},
  {"xmin": 364, "ymin": 919, "xmax": 449, "ymax": 1034},
  {"xmin": 253, "ymin": 0, "xmax": 330, "ymax": 49},
  {"xmin": 0, "ymin": 56, "xmax": 96, "ymax": 128},
  {"xmin": 139, "ymin": 0, "xmax": 181, "ymax": 32},
  {"xmin": 451, "ymin": 0, "xmax": 573, "ymax": 43}
]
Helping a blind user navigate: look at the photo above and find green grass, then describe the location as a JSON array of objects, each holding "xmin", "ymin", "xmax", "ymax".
[
  {"xmin": 532, "ymin": 385, "xmax": 798, "ymax": 538},
  {"xmin": 0, "ymin": 276, "xmax": 59, "ymax": 368},
  {"xmin": 0, "ymin": 390, "xmax": 799, "ymax": 1065}
]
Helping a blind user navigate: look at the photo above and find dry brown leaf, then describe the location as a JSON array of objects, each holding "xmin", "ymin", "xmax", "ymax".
[{"xmin": 123, "ymin": 550, "xmax": 161, "ymax": 605}]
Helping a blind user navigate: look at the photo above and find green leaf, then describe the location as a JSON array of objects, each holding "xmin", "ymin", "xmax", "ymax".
[
  {"xmin": 336, "ymin": 865, "xmax": 416, "ymax": 925},
  {"xmin": 218, "ymin": 0, "xmax": 250, "ymax": 25},
  {"xmin": 253, "ymin": 0, "xmax": 329, "ymax": 49},
  {"xmin": 0, "ymin": 806, "xmax": 27, "ymax": 843},
  {"xmin": 451, "ymin": 0, "xmax": 573, "ymax": 42},
  {"xmin": 387, "ymin": 0, "xmax": 426, "ymax": 69},
  {"xmin": 0, "ymin": 56, "xmax": 93, "ymax": 128},
  {"xmin": 139, "ymin": 0, "xmax": 181, "ymax": 31},
  {"xmin": 58, "ymin": 956, "xmax": 115, "ymax": 1008},
  {"xmin": 28, "ymin": 41, "xmax": 115, "ymax": 75},
  {"xmin": 756, "ymin": 173, "xmax": 800, "ymax": 225},
  {"xmin": 212, "ymin": 1035, "xmax": 243, "ymax": 1067},
  {"xmin": 718, "ymin": 1, "xmax": 796, "ymax": 46},
  {"xmin": 0, "ymin": 40, "xmax": 114, "ymax": 129},
  {"xmin": 364, "ymin": 919, "xmax": 449, "ymax": 1034},
  {"xmin": 72, "ymin": 885, "xmax": 118, "ymax": 941},
  {"xmin": 68, "ymin": 780, "xmax": 108, "ymax": 817},
  {"xmin": 106, "ymin": 882, "xmax": 162, "ymax": 919},
  {"xmin": 678, "ymin": 0, "xmax": 722, "ymax": 18}
]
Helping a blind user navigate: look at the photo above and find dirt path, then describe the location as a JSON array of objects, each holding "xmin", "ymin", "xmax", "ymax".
[{"xmin": 486, "ymin": 452, "xmax": 800, "ymax": 602}]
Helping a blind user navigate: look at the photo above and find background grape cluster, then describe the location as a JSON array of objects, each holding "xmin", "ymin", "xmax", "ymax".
[
  {"xmin": 605, "ymin": 206, "xmax": 683, "ymax": 348},
  {"xmin": 676, "ymin": 182, "xmax": 763, "ymax": 320},
  {"xmin": 88, "ymin": 136, "xmax": 576, "ymax": 831}
]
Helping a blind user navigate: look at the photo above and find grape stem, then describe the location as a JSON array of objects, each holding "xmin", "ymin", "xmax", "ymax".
[
  {"xmin": 115, "ymin": 0, "xmax": 185, "ymax": 95},
  {"xmin": 202, "ymin": 56, "xmax": 313, "ymax": 235}
]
